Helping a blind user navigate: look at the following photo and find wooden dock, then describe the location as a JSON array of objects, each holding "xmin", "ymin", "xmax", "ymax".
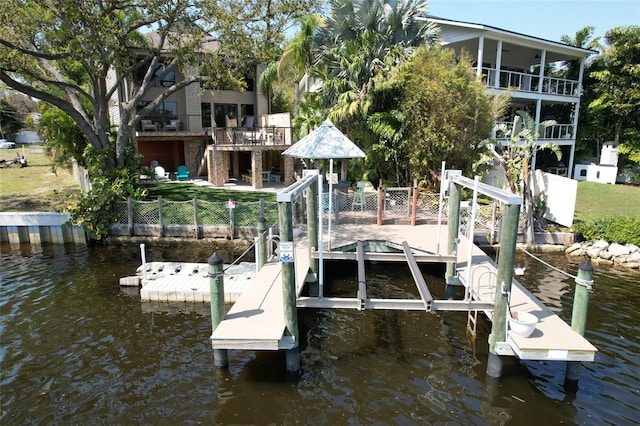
[
  {"xmin": 208, "ymin": 223, "xmax": 596, "ymax": 362},
  {"xmin": 209, "ymin": 239, "xmax": 311, "ymax": 350}
]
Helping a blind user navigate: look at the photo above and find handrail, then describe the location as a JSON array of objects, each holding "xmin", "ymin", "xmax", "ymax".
[{"xmin": 474, "ymin": 67, "xmax": 579, "ymax": 96}]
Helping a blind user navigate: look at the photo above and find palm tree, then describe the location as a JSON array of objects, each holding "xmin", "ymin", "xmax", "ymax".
[
  {"xmin": 314, "ymin": 0, "xmax": 439, "ymax": 121},
  {"xmin": 560, "ymin": 26, "xmax": 603, "ymax": 80},
  {"xmin": 479, "ymin": 111, "xmax": 560, "ymax": 247}
]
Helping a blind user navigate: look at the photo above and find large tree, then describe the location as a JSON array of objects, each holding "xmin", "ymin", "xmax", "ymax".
[
  {"xmin": 587, "ymin": 26, "xmax": 640, "ymax": 165},
  {"xmin": 389, "ymin": 46, "xmax": 494, "ymax": 189},
  {"xmin": 0, "ymin": 0, "xmax": 320, "ymax": 170}
]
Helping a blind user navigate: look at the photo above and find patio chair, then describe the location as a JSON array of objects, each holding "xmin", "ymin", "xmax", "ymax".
[
  {"xmin": 154, "ymin": 166, "xmax": 170, "ymax": 180},
  {"xmin": 165, "ymin": 119, "xmax": 182, "ymax": 131},
  {"xmin": 176, "ymin": 165, "xmax": 190, "ymax": 181},
  {"xmin": 141, "ymin": 119, "xmax": 158, "ymax": 131},
  {"xmin": 352, "ymin": 181, "xmax": 366, "ymax": 211}
]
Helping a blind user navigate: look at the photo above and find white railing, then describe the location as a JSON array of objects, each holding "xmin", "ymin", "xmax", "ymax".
[
  {"xmin": 475, "ymin": 67, "xmax": 579, "ymax": 96},
  {"xmin": 494, "ymin": 121, "xmax": 575, "ymax": 140}
]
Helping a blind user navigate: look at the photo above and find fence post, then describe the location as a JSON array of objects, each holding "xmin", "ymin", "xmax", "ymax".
[
  {"xmin": 377, "ymin": 181, "xmax": 383, "ymax": 226},
  {"xmin": 157, "ymin": 197, "xmax": 164, "ymax": 237},
  {"xmin": 128, "ymin": 197, "xmax": 133, "ymax": 236},
  {"xmin": 412, "ymin": 179, "xmax": 418, "ymax": 226},
  {"xmin": 193, "ymin": 198, "xmax": 200, "ymax": 239},
  {"xmin": 228, "ymin": 199, "xmax": 235, "ymax": 240},
  {"xmin": 257, "ymin": 199, "xmax": 267, "ymax": 269}
]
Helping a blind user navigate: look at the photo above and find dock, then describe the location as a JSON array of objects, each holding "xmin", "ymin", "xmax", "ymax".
[
  {"xmin": 208, "ymin": 223, "xmax": 596, "ymax": 362},
  {"xmin": 123, "ymin": 261, "xmax": 257, "ymax": 304},
  {"xmin": 209, "ymin": 239, "xmax": 310, "ymax": 350}
]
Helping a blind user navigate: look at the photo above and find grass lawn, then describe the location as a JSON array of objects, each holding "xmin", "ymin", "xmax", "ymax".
[
  {"xmin": 144, "ymin": 182, "xmax": 276, "ymax": 203},
  {"xmin": 574, "ymin": 181, "xmax": 640, "ymax": 222},
  {"xmin": 0, "ymin": 146, "xmax": 82, "ymax": 212}
]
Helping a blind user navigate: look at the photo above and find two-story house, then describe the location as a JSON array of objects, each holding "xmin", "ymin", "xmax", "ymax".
[
  {"xmin": 419, "ymin": 16, "xmax": 595, "ymax": 178},
  {"xmin": 109, "ymin": 33, "xmax": 295, "ymax": 190}
]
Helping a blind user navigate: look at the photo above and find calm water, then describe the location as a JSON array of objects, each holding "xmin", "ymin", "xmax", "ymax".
[{"xmin": 1, "ymin": 242, "xmax": 639, "ymax": 425}]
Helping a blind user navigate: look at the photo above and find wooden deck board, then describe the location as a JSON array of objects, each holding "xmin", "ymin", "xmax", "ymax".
[
  {"xmin": 210, "ymin": 236, "xmax": 311, "ymax": 349},
  {"xmin": 454, "ymin": 231, "xmax": 597, "ymax": 360}
]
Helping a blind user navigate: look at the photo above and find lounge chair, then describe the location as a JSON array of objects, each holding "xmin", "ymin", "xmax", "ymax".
[
  {"xmin": 176, "ymin": 165, "xmax": 190, "ymax": 181},
  {"xmin": 155, "ymin": 166, "xmax": 170, "ymax": 180}
]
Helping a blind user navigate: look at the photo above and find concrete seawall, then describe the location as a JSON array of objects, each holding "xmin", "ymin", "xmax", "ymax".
[{"xmin": 0, "ymin": 212, "xmax": 86, "ymax": 245}]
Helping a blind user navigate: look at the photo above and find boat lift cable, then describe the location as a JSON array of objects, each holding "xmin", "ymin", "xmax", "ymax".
[{"xmin": 518, "ymin": 247, "xmax": 593, "ymax": 289}]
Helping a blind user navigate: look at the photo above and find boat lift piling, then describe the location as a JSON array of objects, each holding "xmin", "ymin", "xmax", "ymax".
[
  {"xmin": 208, "ymin": 253, "xmax": 228, "ymax": 368},
  {"xmin": 566, "ymin": 260, "xmax": 595, "ymax": 383},
  {"xmin": 444, "ymin": 173, "xmax": 523, "ymax": 379}
]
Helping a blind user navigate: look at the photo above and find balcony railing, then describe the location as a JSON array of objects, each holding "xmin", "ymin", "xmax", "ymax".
[
  {"xmin": 211, "ymin": 126, "xmax": 292, "ymax": 146},
  {"xmin": 476, "ymin": 67, "xmax": 579, "ymax": 96},
  {"xmin": 495, "ymin": 121, "xmax": 575, "ymax": 140}
]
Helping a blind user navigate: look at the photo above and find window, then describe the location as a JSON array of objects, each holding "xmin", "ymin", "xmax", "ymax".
[
  {"xmin": 153, "ymin": 66, "xmax": 176, "ymax": 87},
  {"xmin": 201, "ymin": 103, "xmax": 212, "ymax": 128},
  {"xmin": 215, "ymin": 103, "xmax": 238, "ymax": 128}
]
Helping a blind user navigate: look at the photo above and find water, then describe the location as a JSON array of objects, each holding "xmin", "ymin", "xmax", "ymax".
[{"xmin": 1, "ymin": 242, "xmax": 639, "ymax": 424}]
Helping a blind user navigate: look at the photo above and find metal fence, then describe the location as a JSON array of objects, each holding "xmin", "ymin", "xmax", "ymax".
[
  {"xmin": 109, "ymin": 188, "xmax": 527, "ymax": 242},
  {"xmin": 109, "ymin": 198, "xmax": 279, "ymax": 238}
]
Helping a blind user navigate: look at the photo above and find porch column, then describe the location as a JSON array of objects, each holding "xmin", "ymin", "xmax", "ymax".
[
  {"xmin": 567, "ymin": 58, "xmax": 586, "ymax": 179},
  {"xmin": 252, "ymin": 150, "xmax": 263, "ymax": 190},
  {"xmin": 232, "ymin": 152, "xmax": 240, "ymax": 179},
  {"xmin": 208, "ymin": 147, "xmax": 226, "ymax": 187},
  {"xmin": 283, "ymin": 156, "xmax": 295, "ymax": 186},
  {"xmin": 537, "ymin": 50, "xmax": 547, "ymax": 94},
  {"xmin": 494, "ymin": 40, "xmax": 502, "ymax": 89},
  {"xmin": 476, "ymin": 35, "xmax": 484, "ymax": 79}
]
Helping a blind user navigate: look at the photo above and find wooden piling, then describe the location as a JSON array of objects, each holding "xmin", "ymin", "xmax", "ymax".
[
  {"xmin": 566, "ymin": 260, "xmax": 594, "ymax": 382},
  {"xmin": 445, "ymin": 182, "xmax": 461, "ymax": 298},
  {"xmin": 278, "ymin": 201, "xmax": 300, "ymax": 372},
  {"xmin": 208, "ymin": 252, "xmax": 228, "ymax": 368},
  {"xmin": 486, "ymin": 202, "xmax": 521, "ymax": 378}
]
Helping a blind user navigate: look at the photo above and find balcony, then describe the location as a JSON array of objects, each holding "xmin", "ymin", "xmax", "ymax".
[
  {"xmin": 212, "ymin": 126, "xmax": 292, "ymax": 146},
  {"xmin": 477, "ymin": 67, "xmax": 579, "ymax": 97},
  {"xmin": 495, "ymin": 121, "xmax": 575, "ymax": 141},
  {"xmin": 135, "ymin": 113, "xmax": 294, "ymax": 147}
]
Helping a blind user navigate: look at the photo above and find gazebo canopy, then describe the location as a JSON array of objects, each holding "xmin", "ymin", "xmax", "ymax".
[{"xmin": 283, "ymin": 119, "xmax": 365, "ymax": 160}]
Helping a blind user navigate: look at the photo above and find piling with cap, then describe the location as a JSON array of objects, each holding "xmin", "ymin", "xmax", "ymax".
[
  {"xmin": 208, "ymin": 252, "xmax": 228, "ymax": 368},
  {"xmin": 445, "ymin": 181, "xmax": 461, "ymax": 299},
  {"xmin": 486, "ymin": 202, "xmax": 520, "ymax": 379},
  {"xmin": 278, "ymin": 200, "xmax": 300, "ymax": 372},
  {"xmin": 566, "ymin": 260, "xmax": 594, "ymax": 382}
]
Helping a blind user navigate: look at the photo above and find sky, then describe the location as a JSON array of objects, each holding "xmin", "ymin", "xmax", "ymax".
[{"xmin": 427, "ymin": 0, "xmax": 639, "ymax": 46}]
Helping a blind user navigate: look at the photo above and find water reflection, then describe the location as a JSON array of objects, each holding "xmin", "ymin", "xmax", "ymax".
[{"xmin": 0, "ymin": 243, "xmax": 638, "ymax": 424}]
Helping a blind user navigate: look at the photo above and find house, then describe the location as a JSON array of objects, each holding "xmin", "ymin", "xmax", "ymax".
[
  {"xmin": 109, "ymin": 34, "xmax": 295, "ymax": 190},
  {"xmin": 418, "ymin": 16, "xmax": 595, "ymax": 178}
]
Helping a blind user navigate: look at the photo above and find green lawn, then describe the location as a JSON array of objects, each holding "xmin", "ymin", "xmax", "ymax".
[
  {"xmin": 0, "ymin": 145, "xmax": 82, "ymax": 212},
  {"xmin": 144, "ymin": 182, "xmax": 277, "ymax": 203},
  {"xmin": 574, "ymin": 181, "xmax": 640, "ymax": 222}
]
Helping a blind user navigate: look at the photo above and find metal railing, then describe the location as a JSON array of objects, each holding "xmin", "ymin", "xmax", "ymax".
[
  {"xmin": 494, "ymin": 121, "xmax": 575, "ymax": 141},
  {"xmin": 476, "ymin": 67, "xmax": 579, "ymax": 96}
]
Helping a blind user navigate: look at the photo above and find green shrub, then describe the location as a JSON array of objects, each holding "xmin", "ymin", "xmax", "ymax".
[{"xmin": 574, "ymin": 216, "xmax": 640, "ymax": 246}]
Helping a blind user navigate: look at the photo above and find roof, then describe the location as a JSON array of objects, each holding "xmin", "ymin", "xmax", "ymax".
[
  {"xmin": 420, "ymin": 15, "xmax": 597, "ymax": 57},
  {"xmin": 283, "ymin": 119, "xmax": 366, "ymax": 160}
]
